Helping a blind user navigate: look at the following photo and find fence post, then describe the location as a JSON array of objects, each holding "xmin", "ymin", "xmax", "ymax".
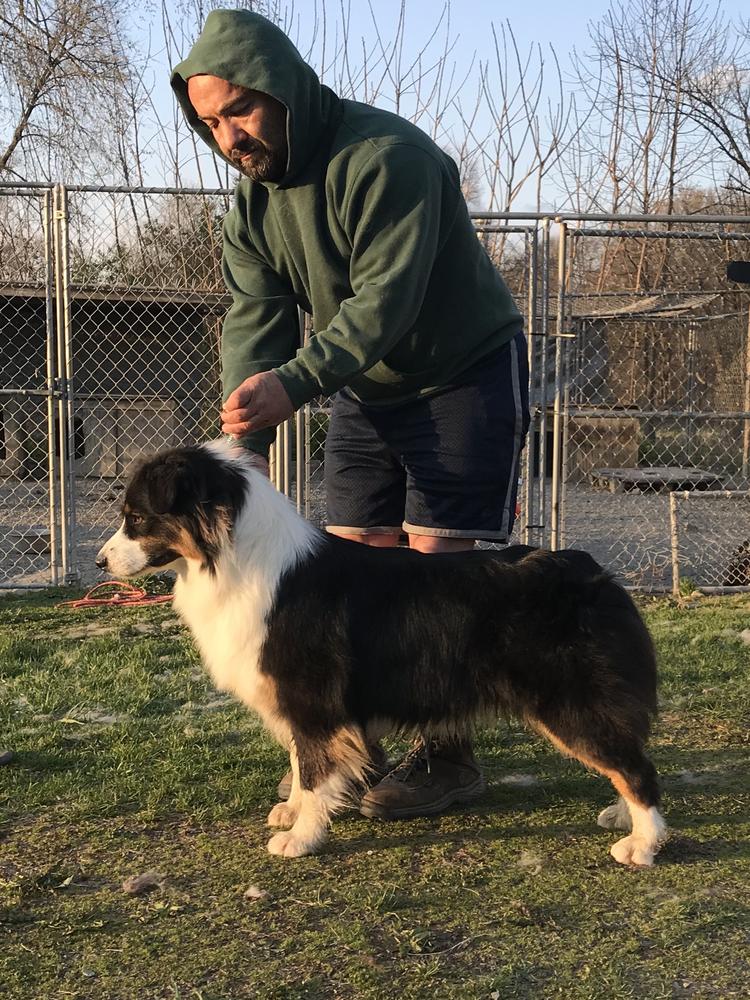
[
  {"xmin": 43, "ymin": 188, "xmax": 60, "ymax": 586},
  {"xmin": 53, "ymin": 183, "xmax": 80, "ymax": 585},
  {"xmin": 537, "ymin": 218, "xmax": 551, "ymax": 547},
  {"xmin": 550, "ymin": 221, "xmax": 568, "ymax": 551},
  {"xmin": 743, "ymin": 304, "xmax": 750, "ymax": 481},
  {"xmin": 521, "ymin": 227, "xmax": 538, "ymax": 547}
]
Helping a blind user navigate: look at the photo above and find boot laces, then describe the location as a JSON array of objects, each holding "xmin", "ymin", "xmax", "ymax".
[{"xmin": 390, "ymin": 740, "xmax": 433, "ymax": 782}]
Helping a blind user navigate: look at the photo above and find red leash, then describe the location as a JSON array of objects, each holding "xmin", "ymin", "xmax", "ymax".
[{"xmin": 57, "ymin": 581, "xmax": 173, "ymax": 610}]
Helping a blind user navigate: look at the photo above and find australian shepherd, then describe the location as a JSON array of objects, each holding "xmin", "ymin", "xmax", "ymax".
[{"xmin": 97, "ymin": 441, "xmax": 667, "ymax": 865}]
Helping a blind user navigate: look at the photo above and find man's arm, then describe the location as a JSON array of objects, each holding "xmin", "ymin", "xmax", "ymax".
[
  {"xmin": 220, "ymin": 193, "xmax": 300, "ymax": 457},
  {"xmin": 273, "ymin": 144, "xmax": 452, "ymax": 406},
  {"xmin": 228, "ymin": 144, "xmax": 455, "ymax": 435}
]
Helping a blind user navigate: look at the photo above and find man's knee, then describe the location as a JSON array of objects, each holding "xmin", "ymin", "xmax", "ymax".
[
  {"xmin": 408, "ymin": 534, "xmax": 475, "ymax": 554},
  {"xmin": 327, "ymin": 529, "xmax": 401, "ymax": 548}
]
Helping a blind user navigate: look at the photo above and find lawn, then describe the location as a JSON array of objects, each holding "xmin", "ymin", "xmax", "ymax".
[{"xmin": 1, "ymin": 587, "xmax": 749, "ymax": 999}]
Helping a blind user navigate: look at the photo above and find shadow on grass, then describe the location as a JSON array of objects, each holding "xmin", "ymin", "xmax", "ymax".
[{"xmin": 320, "ymin": 810, "xmax": 750, "ymax": 865}]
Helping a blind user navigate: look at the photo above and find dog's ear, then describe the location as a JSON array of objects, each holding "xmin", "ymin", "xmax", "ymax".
[{"xmin": 144, "ymin": 454, "xmax": 207, "ymax": 515}]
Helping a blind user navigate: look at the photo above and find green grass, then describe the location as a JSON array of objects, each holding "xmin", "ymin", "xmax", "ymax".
[{"xmin": 1, "ymin": 589, "xmax": 749, "ymax": 999}]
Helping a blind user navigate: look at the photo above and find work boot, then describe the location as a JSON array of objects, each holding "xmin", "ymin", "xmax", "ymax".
[
  {"xmin": 359, "ymin": 738, "xmax": 486, "ymax": 820},
  {"xmin": 276, "ymin": 742, "xmax": 391, "ymax": 801}
]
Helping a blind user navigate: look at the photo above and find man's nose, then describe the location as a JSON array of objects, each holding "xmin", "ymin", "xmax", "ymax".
[{"xmin": 217, "ymin": 119, "xmax": 248, "ymax": 151}]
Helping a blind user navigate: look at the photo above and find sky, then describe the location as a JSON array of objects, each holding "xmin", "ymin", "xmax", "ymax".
[{"xmin": 133, "ymin": 0, "xmax": 750, "ymax": 203}]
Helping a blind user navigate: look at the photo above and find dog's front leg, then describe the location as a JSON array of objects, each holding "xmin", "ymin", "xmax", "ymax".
[
  {"xmin": 267, "ymin": 728, "xmax": 365, "ymax": 858},
  {"xmin": 266, "ymin": 743, "xmax": 302, "ymax": 829}
]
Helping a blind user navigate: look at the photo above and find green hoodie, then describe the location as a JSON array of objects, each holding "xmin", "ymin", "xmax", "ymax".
[{"xmin": 172, "ymin": 9, "xmax": 523, "ymax": 456}]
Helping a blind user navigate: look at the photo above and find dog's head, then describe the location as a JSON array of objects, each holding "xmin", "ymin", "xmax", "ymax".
[{"xmin": 96, "ymin": 444, "xmax": 248, "ymax": 577}]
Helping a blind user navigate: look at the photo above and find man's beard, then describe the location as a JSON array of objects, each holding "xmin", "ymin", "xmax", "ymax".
[{"xmin": 229, "ymin": 139, "xmax": 287, "ymax": 182}]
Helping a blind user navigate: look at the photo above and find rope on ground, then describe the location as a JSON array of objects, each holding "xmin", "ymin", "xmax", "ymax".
[{"xmin": 57, "ymin": 581, "xmax": 173, "ymax": 610}]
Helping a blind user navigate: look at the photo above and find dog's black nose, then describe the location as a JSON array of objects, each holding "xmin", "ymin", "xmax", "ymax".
[{"xmin": 95, "ymin": 555, "xmax": 108, "ymax": 570}]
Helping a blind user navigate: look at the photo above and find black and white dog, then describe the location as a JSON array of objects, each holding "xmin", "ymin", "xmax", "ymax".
[{"xmin": 97, "ymin": 441, "xmax": 667, "ymax": 865}]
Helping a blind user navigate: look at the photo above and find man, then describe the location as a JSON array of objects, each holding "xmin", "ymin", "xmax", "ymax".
[{"xmin": 171, "ymin": 9, "xmax": 529, "ymax": 820}]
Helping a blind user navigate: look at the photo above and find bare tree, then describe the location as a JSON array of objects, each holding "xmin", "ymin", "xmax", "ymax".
[
  {"xmin": 0, "ymin": 0, "xmax": 139, "ymax": 182},
  {"xmin": 671, "ymin": 14, "xmax": 750, "ymax": 198},
  {"xmin": 563, "ymin": 0, "xmax": 715, "ymax": 218}
]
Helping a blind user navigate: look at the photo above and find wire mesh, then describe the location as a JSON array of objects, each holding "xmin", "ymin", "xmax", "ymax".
[
  {"xmin": 0, "ymin": 188, "xmax": 57, "ymax": 587},
  {"xmin": 3, "ymin": 184, "xmax": 750, "ymax": 591},
  {"xmin": 560, "ymin": 223, "xmax": 750, "ymax": 589},
  {"xmin": 62, "ymin": 188, "xmax": 232, "ymax": 581},
  {"xmin": 670, "ymin": 491, "xmax": 750, "ymax": 593}
]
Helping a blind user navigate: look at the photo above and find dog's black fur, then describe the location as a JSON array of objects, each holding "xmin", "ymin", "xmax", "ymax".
[{"xmin": 264, "ymin": 537, "xmax": 660, "ymax": 802}]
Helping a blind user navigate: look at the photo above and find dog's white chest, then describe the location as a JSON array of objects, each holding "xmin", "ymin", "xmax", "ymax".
[{"xmin": 173, "ymin": 573, "xmax": 272, "ymax": 710}]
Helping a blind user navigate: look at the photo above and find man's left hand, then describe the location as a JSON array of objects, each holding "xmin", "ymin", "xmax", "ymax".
[{"xmin": 221, "ymin": 371, "xmax": 295, "ymax": 437}]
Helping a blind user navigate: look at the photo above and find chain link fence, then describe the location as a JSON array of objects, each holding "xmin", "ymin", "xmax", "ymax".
[
  {"xmin": 558, "ymin": 220, "xmax": 750, "ymax": 590},
  {"xmin": 2, "ymin": 183, "xmax": 749, "ymax": 591}
]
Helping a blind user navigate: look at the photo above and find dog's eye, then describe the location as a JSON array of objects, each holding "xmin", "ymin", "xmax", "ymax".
[{"xmin": 128, "ymin": 513, "xmax": 144, "ymax": 526}]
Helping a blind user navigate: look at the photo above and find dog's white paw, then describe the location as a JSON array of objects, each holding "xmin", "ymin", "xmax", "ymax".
[
  {"xmin": 597, "ymin": 799, "xmax": 632, "ymax": 831},
  {"xmin": 267, "ymin": 830, "xmax": 318, "ymax": 858},
  {"xmin": 266, "ymin": 802, "xmax": 299, "ymax": 828},
  {"xmin": 610, "ymin": 834, "xmax": 655, "ymax": 867}
]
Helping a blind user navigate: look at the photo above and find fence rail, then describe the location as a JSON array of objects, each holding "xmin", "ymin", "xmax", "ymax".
[{"xmin": 2, "ymin": 181, "xmax": 750, "ymax": 591}]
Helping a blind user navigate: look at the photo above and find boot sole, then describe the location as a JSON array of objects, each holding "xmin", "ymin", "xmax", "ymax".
[{"xmin": 359, "ymin": 774, "xmax": 487, "ymax": 820}]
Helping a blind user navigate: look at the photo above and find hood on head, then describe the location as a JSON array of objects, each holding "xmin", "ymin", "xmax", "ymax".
[{"xmin": 171, "ymin": 9, "xmax": 336, "ymax": 187}]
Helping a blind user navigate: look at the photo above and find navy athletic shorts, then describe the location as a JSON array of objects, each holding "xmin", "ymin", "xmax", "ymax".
[{"xmin": 324, "ymin": 330, "xmax": 530, "ymax": 542}]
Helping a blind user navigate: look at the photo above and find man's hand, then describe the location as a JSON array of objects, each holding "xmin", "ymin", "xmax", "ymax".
[{"xmin": 221, "ymin": 371, "xmax": 294, "ymax": 438}]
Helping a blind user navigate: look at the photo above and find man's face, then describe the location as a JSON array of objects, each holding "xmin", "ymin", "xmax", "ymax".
[{"xmin": 187, "ymin": 75, "xmax": 288, "ymax": 182}]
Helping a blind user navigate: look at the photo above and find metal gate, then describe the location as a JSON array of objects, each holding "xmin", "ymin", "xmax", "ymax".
[{"xmin": 0, "ymin": 185, "xmax": 72, "ymax": 587}]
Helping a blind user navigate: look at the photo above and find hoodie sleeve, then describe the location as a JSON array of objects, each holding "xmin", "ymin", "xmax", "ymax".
[
  {"xmin": 271, "ymin": 143, "xmax": 457, "ymax": 407},
  {"xmin": 221, "ymin": 195, "xmax": 301, "ymax": 457}
]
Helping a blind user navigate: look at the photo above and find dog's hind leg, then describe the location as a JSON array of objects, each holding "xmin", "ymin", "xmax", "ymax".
[
  {"xmin": 266, "ymin": 726, "xmax": 369, "ymax": 858},
  {"xmin": 534, "ymin": 722, "xmax": 667, "ymax": 867}
]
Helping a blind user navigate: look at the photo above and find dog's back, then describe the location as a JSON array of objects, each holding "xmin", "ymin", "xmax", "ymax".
[{"xmin": 263, "ymin": 540, "xmax": 656, "ymax": 736}]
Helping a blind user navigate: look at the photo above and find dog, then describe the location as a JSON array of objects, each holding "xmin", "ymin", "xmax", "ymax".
[{"xmin": 97, "ymin": 440, "xmax": 667, "ymax": 865}]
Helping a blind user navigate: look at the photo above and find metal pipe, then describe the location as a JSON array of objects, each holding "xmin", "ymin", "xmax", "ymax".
[
  {"xmin": 550, "ymin": 221, "xmax": 568, "ymax": 550},
  {"xmin": 52, "ymin": 184, "xmax": 70, "ymax": 585},
  {"xmin": 560, "ymin": 380, "xmax": 571, "ymax": 549},
  {"xmin": 742, "ymin": 304, "xmax": 750, "ymax": 480},
  {"xmin": 469, "ymin": 210, "xmax": 750, "ymax": 225},
  {"xmin": 567, "ymin": 408, "xmax": 750, "ymax": 420},
  {"xmin": 0, "ymin": 388, "xmax": 62, "ymax": 397},
  {"xmin": 304, "ymin": 403, "xmax": 311, "ymax": 521},
  {"xmin": 283, "ymin": 418, "xmax": 292, "ymax": 499},
  {"xmin": 522, "ymin": 227, "xmax": 537, "ymax": 546},
  {"xmin": 295, "ymin": 408, "xmax": 304, "ymax": 514},
  {"xmin": 572, "ymin": 228, "xmax": 750, "ymax": 241},
  {"xmin": 537, "ymin": 218, "xmax": 551, "ymax": 546},
  {"xmin": 43, "ymin": 189, "xmax": 59, "ymax": 587},
  {"xmin": 59, "ymin": 185, "xmax": 79, "ymax": 585}
]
